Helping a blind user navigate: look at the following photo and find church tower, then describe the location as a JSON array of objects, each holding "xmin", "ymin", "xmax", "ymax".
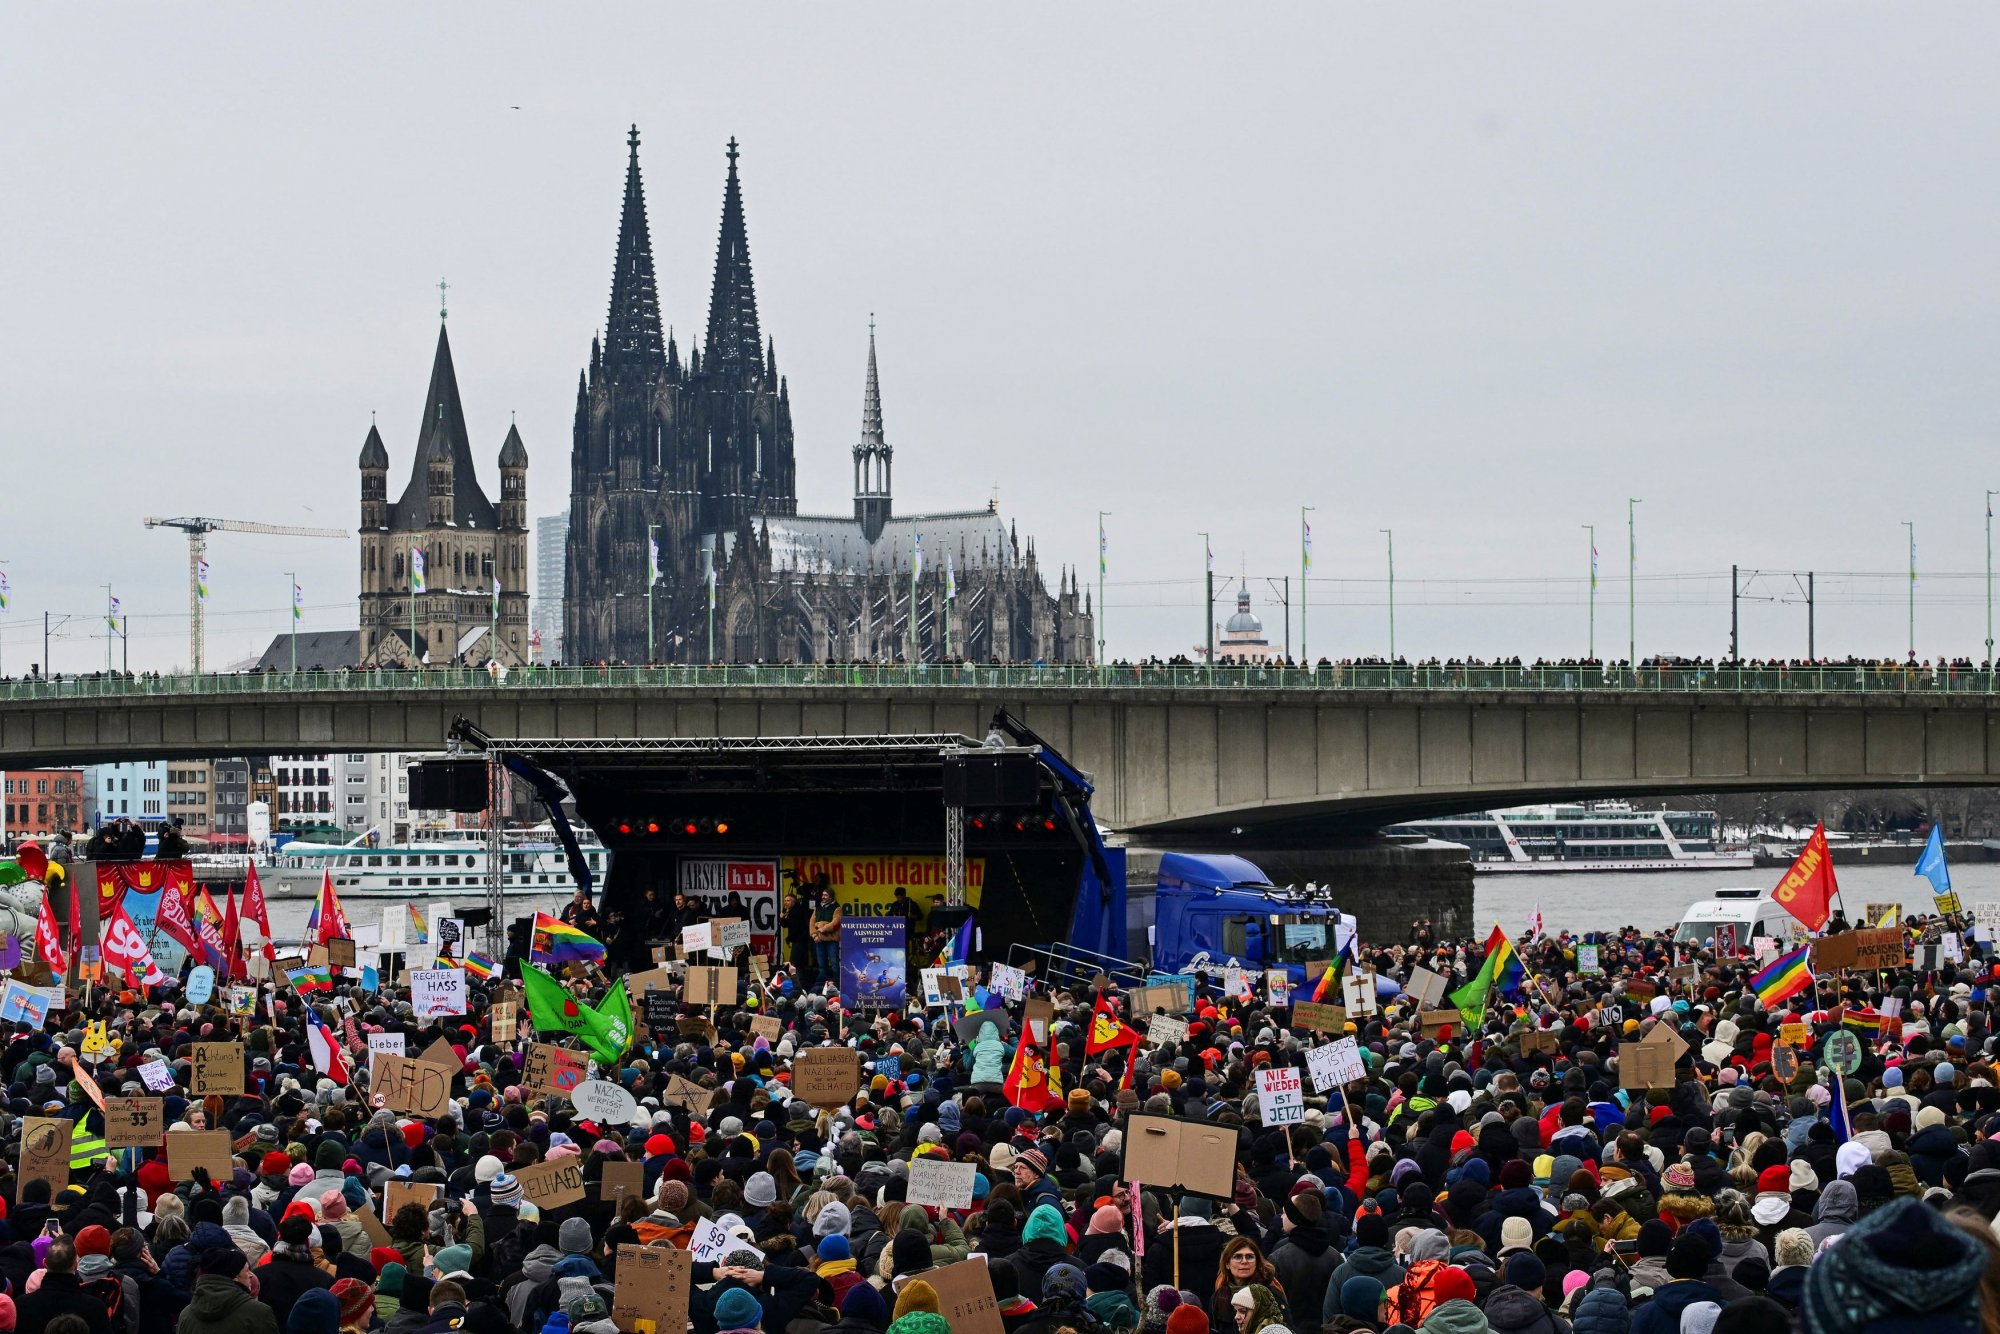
[{"xmin": 853, "ymin": 320, "xmax": 892, "ymax": 543}]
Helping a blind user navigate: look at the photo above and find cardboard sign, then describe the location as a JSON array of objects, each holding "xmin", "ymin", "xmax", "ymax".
[
  {"xmin": 686, "ymin": 966, "xmax": 737, "ymax": 1007},
  {"xmin": 676, "ymin": 1016, "xmax": 717, "ymax": 1041},
  {"xmin": 516, "ymin": 1157, "xmax": 586, "ymax": 1209},
  {"xmin": 190, "ymin": 1042, "xmax": 241, "ymax": 1096},
  {"xmin": 924, "ymin": 1257, "xmax": 1006, "ymax": 1334},
  {"xmin": 327, "ymin": 938, "xmax": 357, "ymax": 968},
  {"xmin": 372, "ymin": 1052, "xmax": 452, "ymax": 1117},
  {"xmin": 489, "ymin": 1001, "xmax": 517, "ymax": 1043},
  {"xmin": 103, "ymin": 1096, "xmax": 163, "ymax": 1150},
  {"xmin": 1305, "ymin": 1037, "xmax": 1365, "ymax": 1092},
  {"xmin": 19, "ymin": 1115, "xmax": 69, "ymax": 1194},
  {"xmin": 1851, "ymin": 928, "xmax": 1907, "ymax": 971},
  {"xmin": 680, "ymin": 923, "xmax": 713, "ymax": 953},
  {"xmin": 624, "ymin": 967, "xmax": 676, "ymax": 1010},
  {"xmin": 1145, "ymin": 1012, "xmax": 1188, "ymax": 1048},
  {"xmin": 1123, "ymin": 1113, "xmax": 1237, "ymax": 1198},
  {"xmin": 612, "ymin": 1243, "xmax": 692, "ymax": 1334},
  {"xmin": 1404, "ymin": 966, "xmax": 1447, "ymax": 1008},
  {"xmin": 384, "ymin": 1180, "xmax": 442, "ymax": 1221},
  {"xmin": 1419, "ymin": 1008, "xmax": 1461, "ymax": 1036},
  {"xmin": 418, "ymin": 1036, "xmax": 462, "ymax": 1072},
  {"xmin": 1291, "ymin": 1001, "xmax": 1347, "ymax": 1034},
  {"xmin": 165, "ymin": 1129, "xmax": 235, "ymax": 1180},
  {"xmin": 1342, "ymin": 972, "xmax": 1379, "ymax": 1017},
  {"xmin": 572, "ymin": 1080, "xmax": 641, "ymax": 1125},
  {"xmin": 1521, "ymin": 1029, "xmax": 1560, "ymax": 1056},
  {"xmin": 225, "ymin": 986, "xmax": 257, "ymax": 1017},
  {"xmin": 410, "ymin": 969, "xmax": 467, "ymax": 1018},
  {"xmin": 525, "ymin": 1043, "xmax": 590, "ymax": 1099},
  {"xmin": 603, "ymin": 1160, "xmax": 647, "ymax": 1208},
  {"xmin": 1125, "ymin": 983, "xmax": 1185, "ymax": 1017},
  {"xmin": 713, "ymin": 918, "xmax": 751, "ymax": 951},
  {"xmin": 907, "ymin": 1158, "xmax": 978, "ymax": 1210},
  {"xmin": 356, "ymin": 1202, "xmax": 392, "ymax": 1249},
  {"xmin": 793, "ymin": 1047, "xmax": 863, "ymax": 1107},
  {"xmin": 749, "ymin": 1014, "xmax": 782, "ymax": 1042},
  {"xmin": 1779, "ymin": 1022, "xmax": 1811, "ymax": 1047},
  {"xmin": 1864, "ymin": 903, "xmax": 1901, "ymax": 929},
  {"xmin": 1771, "ymin": 1045, "xmax": 1799, "ymax": 1080},
  {"xmin": 1617, "ymin": 1039, "xmax": 1678, "ymax": 1089},
  {"xmin": 661, "ymin": 1073, "xmax": 713, "ymax": 1110},
  {"xmin": 1023, "ymin": 997, "xmax": 1055, "ymax": 1044},
  {"xmin": 989, "ymin": 962, "xmax": 1027, "ymax": 1001},
  {"xmin": 1254, "ymin": 1066, "xmax": 1304, "ymax": 1124}
]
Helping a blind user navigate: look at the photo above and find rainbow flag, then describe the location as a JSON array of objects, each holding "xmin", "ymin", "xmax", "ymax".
[
  {"xmin": 1841, "ymin": 1006, "xmax": 1887, "ymax": 1038},
  {"xmin": 530, "ymin": 911, "xmax": 605, "ymax": 966},
  {"xmin": 1310, "ymin": 963, "xmax": 1338, "ymax": 1003},
  {"xmin": 1751, "ymin": 942, "xmax": 1813, "ymax": 1007},
  {"xmin": 408, "ymin": 903, "xmax": 429, "ymax": 944},
  {"xmin": 286, "ymin": 964, "xmax": 332, "ymax": 994},
  {"xmin": 463, "ymin": 951, "xmax": 497, "ymax": 980},
  {"xmin": 1450, "ymin": 925, "xmax": 1524, "ymax": 1024}
]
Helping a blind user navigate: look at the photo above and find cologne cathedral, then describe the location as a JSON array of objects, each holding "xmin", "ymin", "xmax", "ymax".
[{"xmin": 561, "ymin": 129, "xmax": 1092, "ymax": 665}]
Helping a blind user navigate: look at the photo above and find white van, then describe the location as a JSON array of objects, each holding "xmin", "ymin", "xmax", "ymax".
[{"xmin": 1674, "ymin": 887, "xmax": 1803, "ymax": 946}]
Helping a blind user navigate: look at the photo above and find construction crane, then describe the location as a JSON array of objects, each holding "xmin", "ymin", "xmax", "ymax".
[{"xmin": 144, "ymin": 516, "xmax": 349, "ymax": 672}]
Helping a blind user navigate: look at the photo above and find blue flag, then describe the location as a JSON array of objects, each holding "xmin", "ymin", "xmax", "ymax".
[
  {"xmin": 1824, "ymin": 1068, "xmax": 1852, "ymax": 1144},
  {"xmin": 1916, "ymin": 823, "xmax": 1951, "ymax": 894}
]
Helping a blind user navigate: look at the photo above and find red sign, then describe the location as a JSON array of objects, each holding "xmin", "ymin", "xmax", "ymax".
[{"xmin": 95, "ymin": 860, "xmax": 192, "ymax": 917}]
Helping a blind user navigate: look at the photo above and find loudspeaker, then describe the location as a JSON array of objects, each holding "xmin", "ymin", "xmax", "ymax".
[
  {"xmin": 942, "ymin": 752, "xmax": 1039, "ymax": 808},
  {"xmin": 409, "ymin": 760, "xmax": 489, "ymax": 813}
]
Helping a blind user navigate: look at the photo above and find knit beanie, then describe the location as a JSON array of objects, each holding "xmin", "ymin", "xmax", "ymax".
[
  {"xmin": 1164, "ymin": 1306, "xmax": 1209, "ymax": 1334},
  {"xmin": 332, "ymin": 1278, "xmax": 374, "ymax": 1330},
  {"xmin": 713, "ymin": 1288, "xmax": 762, "ymax": 1331},
  {"xmin": 490, "ymin": 1173, "xmax": 524, "ymax": 1209},
  {"xmin": 891, "ymin": 1229, "xmax": 933, "ymax": 1277},
  {"xmin": 1141, "ymin": 1286, "xmax": 1184, "ymax": 1334},
  {"xmin": 1802, "ymin": 1197, "xmax": 1985, "ymax": 1333},
  {"xmin": 893, "ymin": 1281, "xmax": 941, "ymax": 1320},
  {"xmin": 817, "ymin": 1234, "xmax": 852, "ymax": 1264},
  {"xmin": 377, "ymin": 1263, "xmax": 406, "ymax": 1298},
  {"xmin": 558, "ymin": 1216, "xmax": 593, "ymax": 1256}
]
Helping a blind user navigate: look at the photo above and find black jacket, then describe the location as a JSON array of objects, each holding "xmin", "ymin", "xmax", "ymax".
[
  {"xmin": 18, "ymin": 1271, "xmax": 115, "ymax": 1334},
  {"xmin": 252, "ymin": 1252, "xmax": 333, "ymax": 1330}
]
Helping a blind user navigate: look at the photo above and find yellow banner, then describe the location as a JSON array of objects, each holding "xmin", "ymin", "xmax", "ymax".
[{"xmin": 784, "ymin": 855, "xmax": 984, "ymax": 915}]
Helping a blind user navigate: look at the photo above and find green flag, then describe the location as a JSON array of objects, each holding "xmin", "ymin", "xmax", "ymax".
[
  {"xmin": 1450, "ymin": 952, "xmax": 1498, "ymax": 1028},
  {"xmin": 522, "ymin": 962, "xmax": 630, "ymax": 1065}
]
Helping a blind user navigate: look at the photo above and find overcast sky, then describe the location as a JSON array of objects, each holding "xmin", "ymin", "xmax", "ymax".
[{"xmin": 5, "ymin": 7, "xmax": 1999, "ymax": 672}]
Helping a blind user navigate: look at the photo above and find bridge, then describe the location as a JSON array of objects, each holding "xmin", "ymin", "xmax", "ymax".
[{"xmin": 6, "ymin": 663, "xmax": 1999, "ymax": 840}]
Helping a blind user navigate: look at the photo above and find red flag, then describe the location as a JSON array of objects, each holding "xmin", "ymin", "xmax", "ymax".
[
  {"xmin": 241, "ymin": 863, "xmax": 277, "ymax": 968},
  {"xmin": 313, "ymin": 871, "xmax": 351, "ymax": 945},
  {"xmin": 152, "ymin": 875, "xmax": 200, "ymax": 955},
  {"xmin": 102, "ymin": 904, "xmax": 168, "ymax": 988},
  {"xmin": 1002, "ymin": 1008, "xmax": 1064, "ymax": 1114},
  {"xmin": 1773, "ymin": 824, "xmax": 1837, "ymax": 932},
  {"xmin": 219, "ymin": 886, "xmax": 247, "ymax": 982},
  {"xmin": 34, "ymin": 891, "xmax": 64, "ymax": 974},
  {"xmin": 1085, "ymin": 992, "xmax": 1140, "ymax": 1054}
]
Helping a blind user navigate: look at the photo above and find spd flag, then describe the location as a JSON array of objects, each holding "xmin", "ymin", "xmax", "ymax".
[
  {"xmin": 1772, "ymin": 824, "xmax": 1837, "ymax": 933},
  {"xmin": 1002, "ymin": 1006, "xmax": 1064, "ymax": 1113}
]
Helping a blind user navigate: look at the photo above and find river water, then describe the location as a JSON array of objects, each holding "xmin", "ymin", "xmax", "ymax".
[{"xmin": 1473, "ymin": 862, "xmax": 2000, "ymax": 936}]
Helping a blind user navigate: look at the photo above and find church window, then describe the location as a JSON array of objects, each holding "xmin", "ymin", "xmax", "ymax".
[
  {"xmin": 482, "ymin": 554, "xmax": 494, "ymax": 578},
  {"xmin": 394, "ymin": 554, "xmax": 403, "ymax": 579}
]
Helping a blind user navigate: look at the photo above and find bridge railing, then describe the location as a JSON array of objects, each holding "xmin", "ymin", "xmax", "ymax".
[{"xmin": 0, "ymin": 662, "xmax": 1995, "ymax": 698}]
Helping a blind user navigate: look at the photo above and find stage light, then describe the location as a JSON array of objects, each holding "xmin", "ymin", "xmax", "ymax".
[
  {"xmin": 1042, "ymin": 818, "xmax": 1057, "ymax": 831},
  {"xmin": 683, "ymin": 821, "xmax": 699, "ymax": 835},
  {"xmin": 617, "ymin": 822, "xmax": 632, "ymax": 836},
  {"xmin": 715, "ymin": 821, "xmax": 730, "ymax": 835},
  {"xmin": 646, "ymin": 821, "xmax": 660, "ymax": 834}
]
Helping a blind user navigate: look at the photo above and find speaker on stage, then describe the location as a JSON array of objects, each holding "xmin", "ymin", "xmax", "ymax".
[{"xmin": 409, "ymin": 760, "xmax": 489, "ymax": 813}]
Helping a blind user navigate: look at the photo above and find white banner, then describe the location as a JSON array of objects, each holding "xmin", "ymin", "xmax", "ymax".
[
  {"xmin": 1255, "ymin": 1066, "xmax": 1304, "ymax": 1124},
  {"xmin": 410, "ymin": 969, "xmax": 467, "ymax": 1018}
]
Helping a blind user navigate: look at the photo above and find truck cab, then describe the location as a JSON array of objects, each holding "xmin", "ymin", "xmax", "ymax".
[{"xmin": 1147, "ymin": 851, "xmax": 1340, "ymax": 984}]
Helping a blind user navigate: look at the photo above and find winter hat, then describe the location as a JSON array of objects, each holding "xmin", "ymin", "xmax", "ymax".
[
  {"xmin": 1773, "ymin": 1229, "xmax": 1815, "ymax": 1269},
  {"xmin": 261, "ymin": 1151, "xmax": 292, "ymax": 1176},
  {"xmin": 1088, "ymin": 1205, "xmax": 1125, "ymax": 1235},
  {"xmin": 332, "ymin": 1278, "xmax": 375, "ymax": 1330},
  {"xmin": 0, "ymin": 1293, "xmax": 16, "ymax": 1334},
  {"xmin": 289, "ymin": 1162, "xmax": 316, "ymax": 1186},
  {"xmin": 817, "ymin": 1234, "xmax": 852, "ymax": 1264},
  {"xmin": 841, "ymin": 1284, "xmax": 890, "ymax": 1328},
  {"xmin": 745, "ymin": 1172, "xmax": 778, "ymax": 1208},
  {"xmin": 74, "ymin": 1226, "xmax": 111, "ymax": 1256},
  {"xmin": 432, "ymin": 1244, "xmax": 473, "ymax": 1278},
  {"xmin": 289, "ymin": 1289, "xmax": 341, "ymax": 1334},
  {"xmin": 369, "ymin": 1248, "xmax": 402, "ymax": 1275},
  {"xmin": 1663, "ymin": 1162, "xmax": 1697, "ymax": 1191},
  {"xmin": 1801, "ymin": 1196, "xmax": 1985, "ymax": 1334},
  {"xmin": 320, "ymin": 1190, "xmax": 349, "ymax": 1221},
  {"xmin": 377, "ymin": 1263, "xmax": 406, "ymax": 1298},
  {"xmin": 713, "ymin": 1288, "xmax": 762, "ymax": 1331},
  {"xmin": 1165, "ymin": 1306, "xmax": 1209, "ymax": 1334},
  {"xmin": 559, "ymin": 1216, "xmax": 594, "ymax": 1255},
  {"xmin": 1680, "ymin": 1303, "xmax": 1721, "ymax": 1334},
  {"xmin": 891, "ymin": 1229, "xmax": 934, "ymax": 1277},
  {"xmin": 1431, "ymin": 1267, "xmax": 1477, "ymax": 1306},
  {"xmin": 1668, "ymin": 1237, "xmax": 1711, "ymax": 1282},
  {"xmin": 1503, "ymin": 1253, "xmax": 1546, "ymax": 1292},
  {"xmin": 893, "ymin": 1281, "xmax": 941, "ymax": 1320},
  {"xmin": 1497, "ymin": 1216, "xmax": 1533, "ymax": 1256},
  {"xmin": 814, "ymin": 1201, "xmax": 853, "ymax": 1237},
  {"xmin": 490, "ymin": 1174, "xmax": 524, "ymax": 1209},
  {"xmin": 475, "ymin": 1154, "xmax": 504, "ymax": 1184},
  {"xmin": 1084, "ymin": 1264, "xmax": 1127, "ymax": 1294}
]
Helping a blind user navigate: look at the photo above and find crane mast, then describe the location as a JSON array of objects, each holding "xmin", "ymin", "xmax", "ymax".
[{"xmin": 143, "ymin": 516, "xmax": 348, "ymax": 672}]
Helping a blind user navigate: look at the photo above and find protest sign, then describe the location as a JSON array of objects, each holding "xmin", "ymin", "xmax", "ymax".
[
  {"xmin": 1305, "ymin": 1037, "xmax": 1366, "ymax": 1093},
  {"xmin": 1265, "ymin": 970, "xmax": 1291, "ymax": 1008},
  {"xmin": 603, "ymin": 1160, "xmax": 647, "ymax": 1207},
  {"xmin": 685, "ymin": 966, "xmax": 737, "ymax": 1006},
  {"xmin": 1418, "ymin": 1008, "xmax": 1461, "ymax": 1036},
  {"xmin": 1851, "ymin": 928, "xmax": 1907, "ymax": 971},
  {"xmin": 384, "ymin": 1181, "xmax": 441, "ymax": 1221},
  {"xmin": 525, "ymin": 1043, "xmax": 589, "ymax": 1100},
  {"xmin": 1864, "ymin": 903, "xmax": 1901, "ymax": 929},
  {"xmin": 661, "ymin": 1073, "xmax": 713, "ymax": 1110},
  {"xmin": 714, "ymin": 918, "xmax": 751, "ymax": 951},
  {"xmin": 103, "ymin": 1097, "xmax": 163, "ymax": 1149},
  {"xmin": 1123, "ymin": 1113, "xmax": 1237, "ymax": 1198},
  {"xmin": 1520, "ymin": 1029, "xmax": 1560, "ymax": 1056},
  {"xmin": 515, "ymin": 1157, "xmax": 587, "ymax": 1210},
  {"xmin": 166, "ymin": 1129, "xmax": 234, "ymax": 1180},
  {"xmin": 368, "ymin": 1033, "xmax": 406, "ymax": 1061},
  {"xmin": 1404, "ymin": 966, "xmax": 1447, "ymax": 1007},
  {"xmin": 225, "ymin": 986, "xmax": 256, "ymax": 1017},
  {"xmin": 749, "ymin": 1014, "xmax": 782, "ymax": 1042},
  {"xmin": 794, "ymin": 1048, "xmax": 862, "ymax": 1106},
  {"xmin": 1254, "ymin": 1065, "xmax": 1304, "ymax": 1124},
  {"xmin": 355, "ymin": 1203, "xmax": 392, "ymax": 1249},
  {"xmin": 327, "ymin": 938, "xmax": 357, "ymax": 968},
  {"xmin": 410, "ymin": 969, "xmax": 467, "ymax": 1018},
  {"xmin": 1145, "ymin": 1013, "xmax": 1188, "ymax": 1048},
  {"xmin": 572, "ymin": 1080, "xmax": 641, "ymax": 1125},
  {"xmin": 1617, "ymin": 1038, "xmax": 1678, "ymax": 1089},
  {"xmin": 612, "ymin": 1243, "xmax": 692, "ymax": 1334},
  {"xmin": 417, "ymin": 1036, "xmax": 461, "ymax": 1071},
  {"xmin": 372, "ymin": 1053, "xmax": 452, "ymax": 1117},
  {"xmin": 488, "ymin": 1001, "xmax": 517, "ymax": 1042},
  {"xmin": 680, "ymin": 923, "xmax": 712, "ymax": 953},
  {"xmin": 989, "ymin": 963, "xmax": 1028, "ymax": 1001},
  {"xmin": 1576, "ymin": 945, "xmax": 1601, "ymax": 974},
  {"xmin": 1290, "ymin": 1001, "xmax": 1347, "ymax": 1034},
  {"xmin": 1778, "ymin": 1022, "xmax": 1811, "ymax": 1047},
  {"xmin": 689, "ymin": 1217, "xmax": 767, "ymax": 1265},
  {"xmin": 1125, "ymin": 983, "xmax": 1184, "ymax": 1017},
  {"xmin": 1342, "ymin": 972, "xmax": 1378, "ymax": 1016},
  {"xmin": 907, "ymin": 1158, "xmax": 978, "ymax": 1210},
  {"xmin": 190, "ymin": 1042, "xmax": 241, "ymax": 1096},
  {"xmin": 138, "ymin": 1059, "xmax": 175, "ymax": 1092},
  {"xmin": 19, "ymin": 1116, "xmax": 68, "ymax": 1194},
  {"xmin": 924, "ymin": 1259, "xmax": 1006, "ymax": 1334},
  {"xmin": 186, "ymin": 966, "xmax": 215, "ymax": 1005}
]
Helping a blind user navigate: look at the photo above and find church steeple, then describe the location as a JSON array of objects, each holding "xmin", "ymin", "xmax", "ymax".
[
  {"xmin": 604, "ymin": 125, "xmax": 665, "ymax": 375},
  {"xmin": 853, "ymin": 317, "xmax": 892, "ymax": 544},
  {"xmin": 704, "ymin": 137, "xmax": 763, "ymax": 378}
]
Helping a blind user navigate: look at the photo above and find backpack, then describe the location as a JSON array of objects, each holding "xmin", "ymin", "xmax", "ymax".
[
  {"xmin": 85, "ymin": 1274, "xmax": 127, "ymax": 1329},
  {"xmin": 1393, "ymin": 1259, "xmax": 1445, "ymax": 1328}
]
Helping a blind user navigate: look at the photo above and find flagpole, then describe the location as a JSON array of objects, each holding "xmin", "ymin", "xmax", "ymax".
[
  {"xmin": 1986, "ymin": 491, "xmax": 1994, "ymax": 682},
  {"xmin": 1582, "ymin": 525, "xmax": 1595, "ymax": 661},
  {"xmin": 1300, "ymin": 506, "xmax": 1315, "ymax": 669},
  {"xmin": 1627, "ymin": 499, "xmax": 1641, "ymax": 670},
  {"xmin": 1904, "ymin": 520, "xmax": 1916, "ymax": 661},
  {"xmin": 1199, "ymin": 532, "xmax": 1212, "ymax": 664},
  {"xmin": 103, "ymin": 584, "xmax": 114, "ymax": 674},
  {"xmin": 286, "ymin": 571, "xmax": 297, "ymax": 673},
  {"xmin": 1380, "ymin": 530, "xmax": 1394, "ymax": 662},
  {"xmin": 409, "ymin": 547, "xmax": 419, "ymax": 668},
  {"xmin": 646, "ymin": 524, "xmax": 657, "ymax": 664},
  {"xmin": 1097, "ymin": 511, "xmax": 1110, "ymax": 677}
]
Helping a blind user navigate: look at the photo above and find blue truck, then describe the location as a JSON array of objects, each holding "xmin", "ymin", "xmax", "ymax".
[{"xmin": 1124, "ymin": 849, "xmax": 1345, "ymax": 985}]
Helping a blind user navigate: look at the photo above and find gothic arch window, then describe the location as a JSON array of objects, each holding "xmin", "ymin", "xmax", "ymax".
[
  {"xmin": 394, "ymin": 554, "xmax": 404, "ymax": 580},
  {"xmin": 482, "ymin": 554, "xmax": 494, "ymax": 579},
  {"xmin": 727, "ymin": 600, "xmax": 755, "ymax": 662}
]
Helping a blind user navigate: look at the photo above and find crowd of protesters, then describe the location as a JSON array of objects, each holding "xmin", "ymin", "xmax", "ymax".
[{"xmin": 0, "ymin": 864, "xmax": 1989, "ymax": 1334}]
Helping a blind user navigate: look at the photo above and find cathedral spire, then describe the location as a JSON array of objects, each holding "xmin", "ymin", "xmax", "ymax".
[
  {"xmin": 704, "ymin": 137, "xmax": 763, "ymax": 377},
  {"xmin": 860, "ymin": 316, "xmax": 885, "ymax": 446},
  {"xmin": 603, "ymin": 125, "xmax": 665, "ymax": 375}
]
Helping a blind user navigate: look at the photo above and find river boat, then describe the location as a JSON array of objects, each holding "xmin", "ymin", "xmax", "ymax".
[
  {"xmin": 1388, "ymin": 803, "xmax": 1755, "ymax": 873},
  {"xmin": 265, "ymin": 825, "xmax": 608, "ymax": 898}
]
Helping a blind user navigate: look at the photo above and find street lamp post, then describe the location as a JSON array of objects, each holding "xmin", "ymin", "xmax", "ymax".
[
  {"xmin": 1200, "ymin": 532, "xmax": 1213, "ymax": 663},
  {"xmin": 1380, "ymin": 529, "xmax": 1395, "ymax": 662},
  {"xmin": 1097, "ymin": 511, "xmax": 1110, "ymax": 675},
  {"xmin": 1300, "ymin": 506, "xmax": 1315, "ymax": 668},
  {"xmin": 1904, "ymin": 520, "xmax": 1916, "ymax": 661},
  {"xmin": 1582, "ymin": 524, "xmax": 1596, "ymax": 661},
  {"xmin": 1627, "ymin": 499, "xmax": 1641, "ymax": 668}
]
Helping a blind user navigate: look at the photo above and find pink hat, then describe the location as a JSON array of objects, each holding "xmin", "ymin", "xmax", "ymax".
[
  {"xmin": 289, "ymin": 1163, "xmax": 315, "ymax": 1186},
  {"xmin": 320, "ymin": 1189, "xmax": 349, "ymax": 1220},
  {"xmin": 1563, "ymin": 1270, "xmax": 1590, "ymax": 1300}
]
